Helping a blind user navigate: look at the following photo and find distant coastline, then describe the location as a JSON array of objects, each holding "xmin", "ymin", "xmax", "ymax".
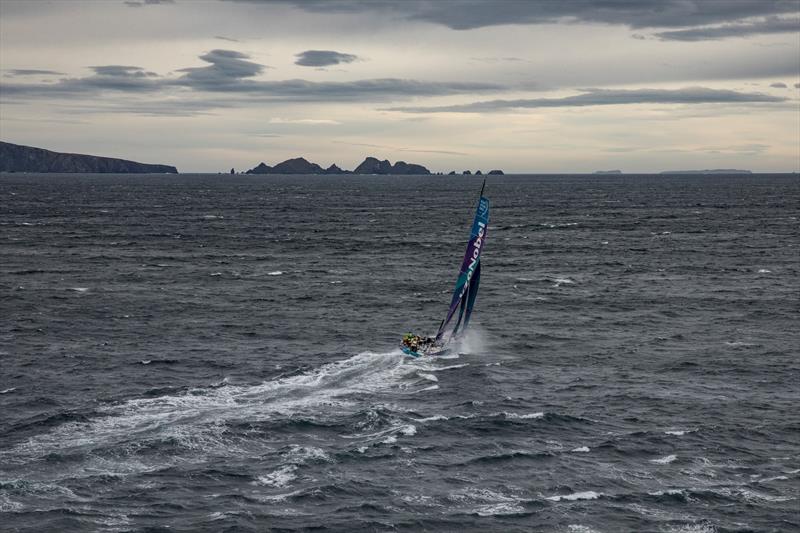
[
  {"xmin": 0, "ymin": 141, "xmax": 178, "ymax": 174},
  {"xmin": 659, "ymin": 169, "xmax": 752, "ymax": 175}
]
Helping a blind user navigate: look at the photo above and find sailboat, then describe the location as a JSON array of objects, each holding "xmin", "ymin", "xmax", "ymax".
[{"xmin": 401, "ymin": 180, "xmax": 490, "ymax": 357}]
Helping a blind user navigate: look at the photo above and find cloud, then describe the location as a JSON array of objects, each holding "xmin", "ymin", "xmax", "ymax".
[
  {"xmin": 269, "ymin": 117, "xmax": 340, "ymax": 124},
  {"xmin": 124, "ymin": 0, "xmax": 174, "ymax": 7},
  {"xmin": 228, "ymin": 0, "xmax": 799, "ymax": 31},
  {"xmin": 796, "ymin": 83, "xmax": 800, "ymax": 88},
  {"xmin": 176, "ymin": 49, "xmax": 267, "ymax": 89},
  {"xmin": 7, "ymin": 69, "xmax": 64, "ymax": 76},
  {"xmin": 0, "ymin": 50, "xmax": 508, "ymax": 111},
  {"xmin": 388, "ymin": 87, "xmax": 787, "ymax": 113},
  {"xmin": 1, "ymin": 64, "xmax": 165, "ymax": 96},
  {"xmin": 214, "ymin": 35, "xmax": 241, "ymax": 42},
  {"xmin": 91, "ymin": 65, "xmax": 158, "ymax": 77},
  {"xmin": 654, "ymin": 16, "xmax": 800, "ymax": 41},
  {"xmin": 294, "ymin": 50, "xmax": 359, "ymax": 67},
  {"xmin": 770, "ymin": 82, "xmax": 788, "ymax": 88}
]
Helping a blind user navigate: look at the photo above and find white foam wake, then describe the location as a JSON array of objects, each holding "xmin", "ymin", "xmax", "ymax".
[{"xmin": 3, "ymin": 349, "xmax": 427, "ymax": 466}]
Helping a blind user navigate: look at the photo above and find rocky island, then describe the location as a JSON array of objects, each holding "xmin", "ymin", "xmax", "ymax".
[
  {"xmin": 0, "ymin": 141, "xmax": 178, "ymax": 173},
  {"xmin": 246, "ymin": 156, "xmax": 431, "ymax": 175},
  {"xmin": 659, "ymin": 169, "xmax": 752, "ymax": 174}
]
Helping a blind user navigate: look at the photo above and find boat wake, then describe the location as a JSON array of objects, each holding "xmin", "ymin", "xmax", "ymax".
[{"xmin": 2, "ymin": 349, "xmax": 445, "ymax": 473}]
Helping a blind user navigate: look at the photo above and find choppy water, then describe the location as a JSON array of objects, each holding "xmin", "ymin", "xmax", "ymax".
[{"xmin": 1, "ymin": 173, "xmax": 798, "ymax": 532}]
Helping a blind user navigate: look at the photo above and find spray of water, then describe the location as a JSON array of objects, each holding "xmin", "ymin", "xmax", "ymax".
[{"xmin": 456, "ymin": 328, "xmax": 487, "ymax": 355}]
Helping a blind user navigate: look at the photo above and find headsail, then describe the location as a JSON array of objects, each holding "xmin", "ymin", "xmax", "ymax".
[{"xmin": 435, "ymin": 181, "xmax": 489, "ymax": 342}]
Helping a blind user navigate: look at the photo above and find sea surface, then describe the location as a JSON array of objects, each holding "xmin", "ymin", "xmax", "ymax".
[{"xmin": 1, "ymin": 173, "xmax": 798, "ymax": 532}]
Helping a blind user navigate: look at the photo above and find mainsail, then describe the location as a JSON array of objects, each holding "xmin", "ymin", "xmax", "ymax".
[{"xmin": 435, "ymin": 181, "xmax": 490, "ymax": 343}]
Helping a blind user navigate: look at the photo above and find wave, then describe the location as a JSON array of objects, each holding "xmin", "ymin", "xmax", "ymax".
[
  {"xmin": 546, "ymin": 490, "xmax": 601, "ymax": 502},
  {"xmin": 650, "ymin": 454, "xmax": 678, "ymax": 464}
]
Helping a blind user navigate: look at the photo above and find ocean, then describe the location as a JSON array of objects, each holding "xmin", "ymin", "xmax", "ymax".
[{"xmin": 1, "ymin": 173, "xmax": 798, "ymax": 532}]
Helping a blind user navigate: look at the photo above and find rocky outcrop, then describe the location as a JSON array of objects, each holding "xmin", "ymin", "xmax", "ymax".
[
  {"xmin": 247, "ymin": 155, "xmax": 431, "ymax": 175},
  {"xmin": 386, "ymin": 160, "xmax": 430, "ymax": 175},
  {"xmin": 325, "ymin": 164, "xmax": 347, "ymax": 174},
  {"xmin": 271, "ymin": 157, "xmax": 326, "ymax": 174},
  {"xmin": 353, "ymin": 157, "xmax": 394, "ymax": 175},
  {"xmin": 487, "ymin": 169, "xmax": 504, "ymax": 175},
  {"xmin": 246, "ymin": 162, "xmax": 272, "ymax": 174},
  {"xmin": 340, "ymin": 156, "xmax": 431, "ymax": 175},
  {"xmin": 0, "ymin": 141, "xmax": 178, "ymax": 173}
]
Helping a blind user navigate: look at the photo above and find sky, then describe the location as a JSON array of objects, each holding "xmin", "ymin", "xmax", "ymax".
[{"xmin": 0, "ymin": 0, "xmax": 798, "ymax": 173}]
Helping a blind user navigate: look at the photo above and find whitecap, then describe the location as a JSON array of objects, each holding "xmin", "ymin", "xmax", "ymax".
[
  {"xmin": 69, "ymin": 287, "xmax": 89, "ymax": 292},
  {"xmin": 546, "ymin": 491, "xmax": 600, "ymax": 502},
  {"xmin": 0, "ymin": 387, "xmax": 17, "ymax": 394},
  {"xmin": 571, "ymin": 446, "xmax": 590, "ymax": 453},
  {"xmin": 475, "ymin": 502, "xmax": 524, "ymax": 516},
  {"xmin": 399, "ymin": 424, "xmax": 417, "ymax": 436},
  {"xmin": 413, "ymin": 384, "xmax": 439, "ymax": 393},
  {"xmin": 382, "ymin": 435, "xmax": 397, "ymax": 444},
  {"xmin": 210, "ymin": 272, "xmax": 222, "ymax": 277},
  {"xmin": 414, "ymin": 414, "xmax": 448, "ymax": 422},
  {"xmin": 651, "ymin": 454, "xmax": 677, "ymax": 464},
  {"xmin": 757, "ymin": 269, "xmax": 771, "ymax": 273},
  {"xmin": 648, "ymin": 489, "xmax": 685, "ymax": 497},
  {"xmin": 430, "ymin": 363, "xmax": 469, "ymax": 371},
  {"xmin": 416, "ymin": 372, "xmax": 438, "ymax": 382},
  {"xmin": 255, "ymin": 465, "xmax": 297, "ymax": 487},
  {"xmin": 568, "ymin": 526, "xmax": 602, "ymax": 533},
  {"xmin": 140, "ymin": 360, "xmax": 151, "ymax": 365},
  {"xmin": 665, "ymin": 429, "xmax": 695, "ymax": 436},
  {"xmin": 267, "ymin": 271, "xmax": 283, "ymax": 276},
  {"xmin": 502, "ymin": 412, "xmax": 544, "ymax": 420},
  {"xmin": 285, "ymin": 445, "xmax": 329, "ymax": 464}
]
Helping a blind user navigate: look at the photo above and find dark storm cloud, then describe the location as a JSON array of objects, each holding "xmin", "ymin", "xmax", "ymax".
[
  {"xmin": 389, "ymin": 87, "xmax": 787, "ymax": 113},
  {"xmin": 294, "ymin": 50, "xmax": 359, "ymax": 67},
  {"xmin": 654, "ymin": 17, "xmax": 800, "ymax": 41},
  {"xmin": 7, "ymin": 69, "xmax": 64, "ymax": 76},
  {"xmin": 770, "ymin": 82, "xmax": 788, "ymax": 88},
  {"xmin": 226, "ymin": 0, "xmax": 799, "ymax": 31}
]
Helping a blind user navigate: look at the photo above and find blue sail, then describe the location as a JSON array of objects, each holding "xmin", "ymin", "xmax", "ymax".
[{"xmin": 436, "ymin": 183, "xmax": 489, "ymax": 342}]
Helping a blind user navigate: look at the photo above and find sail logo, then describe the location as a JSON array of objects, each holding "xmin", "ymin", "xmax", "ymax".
[
  {"xmin": 478, "ymin": 198, "xmax": 489, "ymax": 217},
  {"xmin": 459, "ymin": 221, "xmax": 485, "ymax": 299}
]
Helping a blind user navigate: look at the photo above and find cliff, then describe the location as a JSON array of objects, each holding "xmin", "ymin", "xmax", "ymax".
[{"xmin": 0, "ymin": 141, "xmax": 178, "ymax": 173}]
